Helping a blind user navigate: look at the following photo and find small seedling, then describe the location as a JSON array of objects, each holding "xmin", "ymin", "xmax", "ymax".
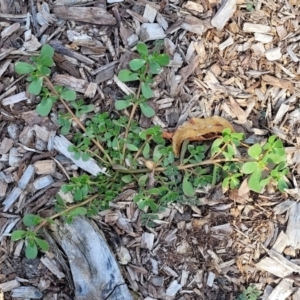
[
  {"xmin": 237, "ymin": 285, "xmax": 260, "ymax": 300},
  {"xmin": 115, "ymin": 42, "xmax": 169, "ymax": 118}
]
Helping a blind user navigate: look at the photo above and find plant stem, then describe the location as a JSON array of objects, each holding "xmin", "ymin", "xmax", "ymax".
[
  {"xmin": 44, "ymin": 77, "xmax": 114, "ymax": 165},
  {"xmin": 34, "ymin": 194, "xmax": 99, "ymax": 233},
  {"xmin": 116, "ymin": 157, "xmax": 253, "ymax": 174},
  {"xmin": 121, "ymin": 64, "xmax": 148, "ymax": 161}
]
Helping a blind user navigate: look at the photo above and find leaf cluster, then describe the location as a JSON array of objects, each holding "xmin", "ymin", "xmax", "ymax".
[
  {"xmin": 115, "ymin": 42, "xmax": 170, "ymax": 118},
  {"xmin": 11, "ymin": 214, "xmax": 50, "ymax": 259},
  {"xmin": 237, "ymin": 285, "xmax": 260, "ymax": 300}
]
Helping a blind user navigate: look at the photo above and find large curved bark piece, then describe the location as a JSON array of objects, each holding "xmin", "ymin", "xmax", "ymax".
[{"xmin": 50, "ymin": 217, "xmax": 133, "ymax": 300}]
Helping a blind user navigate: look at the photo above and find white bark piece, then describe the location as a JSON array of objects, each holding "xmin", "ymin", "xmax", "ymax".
[
  {"xmin": 50, "ymin": 217, "xmax": 133, "ymax": 300},
  {"xmin": 272, "ymin": 231, "xmax": 290, "ymax": 253},
  {"xmin": 32, "ymin": 175, "xmax": 54, "ymax": 190},
  {"xmin": 286, "ymin": 202, "xmax": 300, "ymax": 249},
  {"xmin": 183, "ymin": 1, "xmax": 204, "ymax": 13},
  {"xmin": 141, "ymin": 232, "xmax": 155, "ymax": 250},
  {"xmin": 1, "ymin": 22, "xmax": 20, "ymax": 38},
  {"xmin": 166, "ymin": 280, "xmax": 182, "ymax": 297},
  {"xmin": 53, "ymin": 74, "xmax": 96, "ymax": 98},
  {"xmin": 2, "ymin": 92, "xmax": 28, "ymax": 106},
  {"xmin": 156, "ymin": 13, "xmax": 168, "ymax": 30},
  {"xmin": 254, "ymin": 33, "xmax": 273, "ymax": 43},
  {"xmin": 0, "ymin": 138, "xmax": 13, "ymax": 154},
  {"xmin": 0, "ymin": 180, "xmax": 8, "ymax": 197},
  {"xmin": 181, "ymin": 15, "xmax": 211, "ymax": 35},
  {"xmin": 265, "ymin": 47, "xmax": 282, "ymax": 61},
  {"xmin": 33, "ymin": 125, "xmax": 50, "ymax": 143},
  {"xmin": 8, "ymin": 148, "xmax": 21, "ymax": 167},
  {"xmin": 3, "ymin": 187, "xmax": 22, "ymax": 212},
  {"xmin": 143, "ymin": 4, "xmax": 157, "ymax": 23},
  {"xmin": 0, "ymin": 280, "xmax": 20, "ymax": 292},
  {"xmin": 140, "ymin": 23, "xmax": 166, "ymax": 41},
  {"xmin": 54, "ymin": 135, "xmax": 107, "ymax": 176},
  {"xmin": 18, "ymin": 165, "xmax": 35, "ymax": 190},
  {"xmin": 243, "ymin": 23, "xmax": 272, "ymax": 33},
  {"xmin": 207, "ymin": 272, "xmax": 215, "ymax": 287},
  {"xmin": 219, "ymin": 36, "xmax": 234, "ymax": 51},
  {"xmin": 40, "ymin": 256, "xmax": 65, "ymax": 279},
  {"xmin": 11, "ymin": 286, "xmax": 43, "ymax": 299},
  {"xmin": 267, "ymin": 278, "xmax": 294, "ymax": 300},
  {"xmin": 211, "ymin": 0, "xmax": 237, "ymax": 31},
  {"xmin": 287, "ymin": 45, "xmax": 299, "ymax": 62},
  {"xmin": 34, "ymin": 160, "xmax": 56, "ymax": 175},
  {"xmin": 273, "ymin": 104, "xmax": 289, "ymax": 125}
]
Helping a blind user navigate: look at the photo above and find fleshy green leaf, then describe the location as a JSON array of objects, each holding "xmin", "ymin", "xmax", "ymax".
[
  {"xmin": 74, "ymin": 188, "xmax": 83, "ymax": 201},
  {"xmin": 153, "ymin": 145, "xmax": 163, "ymax": 162},
  {"xmin": 61, "ymin": 88, "xmax": 76, "ymax": 101},
  {"xmin": 140, "ymin": 102, "xmax": 155, "ymax": 118},
  {"xmin": 155, "ymin": 54, "xmax": 169, "ymax": 66},
  {"xmin": 122, "ymin": 175, "xmax": 133, "ymax": 183},
  {"xmin": 11, "ymin": 230, "xmax": 27, "ymax": 241},
  {"xmin": 248, "ymin": 144, "xmax": 262, "ymax": 160},
  {"xmin": 182, "ymin": 174, "xmax": 195, "ymax": 197},
  {"xmin": 149, "ymin": 61, "xmax": 161, "ymax": 74},
  {"xmin": 81, "ymin": 152, "xmax": 90, "ymax": 162},
  {"xmin": 115, "ymin": 100, "xmax": 132, "ymax": 110},
  {"xmin": 40, "ymin": 44, "xmax": 54, "ymax": 58},
  {"xmin": 141, "ymin": 82, "xmax": 153, "ymax": 99},
  {"xmin": 36, "ymin": 97, "xmax": 54, "ymax": 116},
  {"xmin": 241, "ymin": 162, "xmax": 258, "ymax": 174},
  {"xmin": 40, "ymin": 66, "xmax": 51, "ymax": 76},
  {"xmin": 248, "ymin": 169, "xmax": 262, "ymax": 193},
  {"xmin": 129, "ymin": 59, "xmax": 146, "ymax": 71},
  {"xmin": 25, "ymin": 242, "xmax": 38, "ymax": 259},
  {"xmin": 127, "ymin": 144, "xmax": 139, "ymax": 151},
  {"xmin": 41, "ymin": 56, "xmax": 54, "ymax": 67},
  {"xmin": 28, "ymin": 77, "xmax": 43, "ymax": 95},
  {"xmin": 23, "ymin": 214, "xmax": 43, "ymax": 227},
  {"xmin": 68, "ymin": 207, "xmax": 87, "ymax": 217},
  {"xmin": 118, "ymin": 70, "xmax": 139, "ymax": 82},
  {"xmin": 143, "ymin": 142, "xmax": 150, "ymax": 159},
  {"xmin": 136, "ymin": 42, "xmax": 148, "ymax": 57},
  {"xmin": 35, "ymin": 238, "xmax": 49, "ymax": 251},
  {"xmin": 15, "ymin": 62, "xmax": 36, "ymax": 74},
  {"xmin": 60, "ymin": 120, "xmax": 72, "ymax": 135},
  {"xmin": 278, "ymin": 178, "xmax": 288, "ymax": 192}
]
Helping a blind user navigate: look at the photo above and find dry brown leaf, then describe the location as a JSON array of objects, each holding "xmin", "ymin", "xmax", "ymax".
[{"xmin": 169, "ymin": 116, "xmax": 234, "ymax": 156}]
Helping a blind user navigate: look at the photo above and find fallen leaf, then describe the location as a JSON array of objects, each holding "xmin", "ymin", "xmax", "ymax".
[{"xmin": 169, "ymin": 116, "xmax": 234, "ymax": 156}]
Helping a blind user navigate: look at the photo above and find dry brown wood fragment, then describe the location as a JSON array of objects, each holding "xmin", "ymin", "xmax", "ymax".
[
  {"xmin": 50, "ymin": 40, "xmax": 94, "ymax": 66},
  {"xmin": 262, "ymin": 75, "xmax": 294, "ymax": 92},
  {"xmin": 40, "ymin": 256, "xmax": 65, "ymax": 279},
  {"xmin": 0, "ymin": 280, "xmax": 20, "ymax": 292},
  {"xmin": 34, "ymin": 160, "xmax": 56, "ymax": 175},
  {"xmin": 53, "ymin": 74, "xmax": 96, "ymax": 97},
  {"xmin": 181, "ymin": 15, "xmax": 211, "ymax": 35},
  {"xmin": 52, "ymin": 6, "xmax": 116, "ymax": 25},
  {"xmin": 11, "ymin": 286, "xmax": 42, "ymax": 299}
]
